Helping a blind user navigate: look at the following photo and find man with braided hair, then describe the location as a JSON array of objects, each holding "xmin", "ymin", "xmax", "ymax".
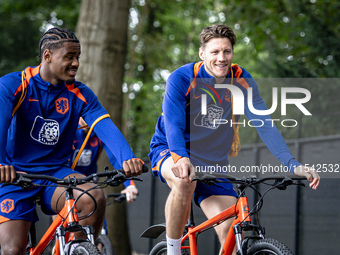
[
  {"xmin": 149, "ymin": 24, "xmax": 320, "ymax": 255},
  {"xmin": 0, "ymin": 27, "xmax": 144, "ymax": 255}
]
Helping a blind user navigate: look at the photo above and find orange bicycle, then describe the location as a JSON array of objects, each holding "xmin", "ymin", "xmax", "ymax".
[
  {"xmin": 142, "ymin": 173, "xmax": 306, "ymax": 255},
  {"xmin": 1, "ymin": 166, "xmax": 147, "ymax": 255}
]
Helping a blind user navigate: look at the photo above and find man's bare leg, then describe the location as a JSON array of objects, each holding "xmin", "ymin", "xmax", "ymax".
[
  {"xmin": 161, "ymin": 157, "xmax": 196, "ymax": 254},
  {"xmin": 0, "ymin": 220, "xmax": 31, "ymax": 255},
  {"xmin": 200, "ymin": 195, "xmax": 238, "ymax": 255}
]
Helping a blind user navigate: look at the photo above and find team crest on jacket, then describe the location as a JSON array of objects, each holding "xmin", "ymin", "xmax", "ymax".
[
  {"xmin": 31, "ymin": 116, "xmax": 59, "ymax": 145},
  {"xmin": 73, "ymin": 149, "xmax": 92, "ymax": 166},
  {"xmin": 194, "ymin": 104, "xmax": 224, "ymax": 129},
  {"xmin": 55, "ymin": 97, "xmax": 69, "ymax": 114}
]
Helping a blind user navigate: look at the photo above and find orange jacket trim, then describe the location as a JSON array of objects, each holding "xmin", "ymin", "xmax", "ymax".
[{"xmin": 170, "ymin": 152, "xmax": 183, "ymax": 164}]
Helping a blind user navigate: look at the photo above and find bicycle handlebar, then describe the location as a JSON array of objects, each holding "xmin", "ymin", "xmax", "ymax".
[
  {"xmin": 2, "ymin": 164, "xmax": 148, "ymax": 189},
  {"xmin": 12, "ymin": 169, "xmax": 124, "ymax": 185},
  {"xmin": 23, "ymin": 164, "xmax": 146, "ymax": 182},
  {"xmin": 192, "ymin": 172, "xmax": 307, "ymax": 186},
  {"xmin": 106, "ymin": 193, "xmax": 129, "ymax": 203},
  {"xmin": 192, "ymin": 172, "xmax": 307, "ymax": 221}
]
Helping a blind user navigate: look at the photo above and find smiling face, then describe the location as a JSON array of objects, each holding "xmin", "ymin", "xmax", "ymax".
[
  {"xmin": 199, "ymin": 37, "xmax": 234, "ymax": 79},
  {"xmin": 41, "ymin": 41, "xmax": 81, "ymax": 85}
]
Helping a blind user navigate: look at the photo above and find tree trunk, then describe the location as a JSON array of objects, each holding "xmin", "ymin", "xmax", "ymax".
[{"xmin": 75, "ymin": 0, "xmax": 132, "ymax": 254}]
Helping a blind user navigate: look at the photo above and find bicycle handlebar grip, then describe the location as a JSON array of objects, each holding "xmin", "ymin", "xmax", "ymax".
[
  {"xmin": 142, "ymin": 164, "xmax": 149, "ymax": 173},
  {"xmin": 15, "ymin": 172, "xmax": 23, "ymax": 179},
  {"xmin": 117, "ymin": 169, "xmax": 126, "ymax": 175}
]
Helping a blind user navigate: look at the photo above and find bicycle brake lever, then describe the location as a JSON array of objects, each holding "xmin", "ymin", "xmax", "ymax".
[
  {"xmin": 275, "ymin": 177, "xmax": 293, "ymax": 190},
  {"xmin": 191, "ymin": 176, "xmax": 199, "ymax": 182},
  {"xmin": 1, "ymin": 175, "xmax": 34, "ymax": 190},
  {"xmin": 191, "ymin": 175, "xmax": 218, "ymax": 186},
  {"xmin": 192, "ymin": 173, "xmax": 216, "ymax": 182},
  {"xmin": 107, "ymin": 180, "xmax": 124, "ymax": 187},
  {"xmin": 104, "ymin": 171, "xmax": 127, "ymax": 186},
  {"xmin": 127, "ymin": 177, "xmax": 143, "ymax": 182},
  {"xmin": 115, "ymin": 196, "xmax": 126, "ymax": 203}
]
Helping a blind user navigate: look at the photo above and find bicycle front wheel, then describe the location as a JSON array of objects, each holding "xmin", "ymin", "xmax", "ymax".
[
  {"xmin": 71, "ymin": 242, "xmax": 101, "ymax": 255},
  {"xmin": 247, "ymin": 238, "xmax": 293, "ymax": 255},
  {"xmin": 96, "ymin": 234, "xmax": 114, "ymax": 255}
]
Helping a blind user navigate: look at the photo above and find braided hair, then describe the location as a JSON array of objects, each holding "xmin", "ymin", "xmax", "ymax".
[{"xmin": 38, "ymin": 27, "xmax": 79, "ymax": 61}]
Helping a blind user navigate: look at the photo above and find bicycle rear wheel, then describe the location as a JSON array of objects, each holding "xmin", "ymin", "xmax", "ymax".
[
  {"xmin": 95, "ymin": 234, "xmax": 114, "ymax": 255},
  {"xmin": 149, "ymin": 241, "xmax": 167, "ymax": 255},
  {"xmin": 149, "ymin": 241, "xmax": 190, "ymax": 255},
  {"xmin": 247, "ymin": 238, "xmax": 293, "ymax": 255},
  {"xmin": 71, "ymin": 242, "xmax": 101, "ymax": 255}
]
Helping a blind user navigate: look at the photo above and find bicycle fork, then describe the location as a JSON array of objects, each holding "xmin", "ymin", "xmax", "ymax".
[
  {"xmin": 231, "ymin": 197, "xmax": 265, "ymax": 255},
  {"xmin": 235, "ymin": 197, "xmax": 250, "ymax": 254},
  {"xmin": 221, "ymin": 197, "xmax": 252, "ymax": 255},
  {"xmin": 55, "ymin": 225, "xmax": 95, "ymax": 255}
]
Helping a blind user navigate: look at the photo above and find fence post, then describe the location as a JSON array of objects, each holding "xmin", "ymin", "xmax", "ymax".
[
  {"xmin": 148, "ymin": 172, "xmax": 156, "ymax": 252},
  {"xmin": 294, "ymin": 113, "xmax": 303, "ymax": 255}
]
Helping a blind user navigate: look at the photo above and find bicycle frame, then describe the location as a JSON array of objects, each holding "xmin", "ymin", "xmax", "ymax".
[
  {"xmin": 143, "ymin": 174, "xmax": 304, "ymax": 255},
  {"xmin": 28, "ymin": 188, "xmax": 92, "ymax": 255},
  {"xmin": 181, "ymin": 196, "xmax": 251, "ymax": 255},
  {"xmin": 3, "ymin": 168, "xmax": 145, "ymax": 255}
]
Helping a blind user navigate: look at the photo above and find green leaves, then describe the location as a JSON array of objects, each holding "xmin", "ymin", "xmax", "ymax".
[
  {"xmin": 0, "ymin": 0, "xmax": 80, "ymax": 77},
  {"xmin": 1, "ymin": 0, "xmax": 338, "ymax": 155},
  {"xmin": 125, "ymin": 0, "xmax": 339, "ymax": 155}
]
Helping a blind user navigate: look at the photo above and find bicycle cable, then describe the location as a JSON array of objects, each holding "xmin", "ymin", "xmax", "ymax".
[{"xmin": 239, "ymin": 178, "xmax": 299, "ymax": 225}]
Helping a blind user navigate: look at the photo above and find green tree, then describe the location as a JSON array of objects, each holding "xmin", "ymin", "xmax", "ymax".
[
  {"xmin": 125, "ymin": 0, "xmax": 340, "ymax": 155},
  {"xmin": 2, "ymin": 0, "xmax": 338, "ymax": 156},
  {"xmin": 0, "ymin": 0, "xmax": 80, "ymax": 76},
  {"xmin": 75, "ymin": 0, "xmax": 133, "ymax": 254}
]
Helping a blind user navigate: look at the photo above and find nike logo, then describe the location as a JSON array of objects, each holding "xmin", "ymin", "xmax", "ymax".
[{"xmin": 28, "ymin": 98, "xmax": 39, "ymax": 102}]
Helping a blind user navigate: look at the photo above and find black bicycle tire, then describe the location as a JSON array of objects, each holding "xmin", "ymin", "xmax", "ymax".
[
  {"xmin": 149, "ymin": 241, "xmax": 190, "ymax": 255},
  {"xmin": 71, "ymin": 242, "xmax": 101, "ymax": 255},
  {"xmin": 95, "ymin": 234, "xmax": 114, "ymax": 255},
  {"xmin": 149, "ymin": 241, "xmax": 167, "ymax": 255},
  {"xmin": 247, "ymin": 238, "xmax": 294, "ymax": 255}
]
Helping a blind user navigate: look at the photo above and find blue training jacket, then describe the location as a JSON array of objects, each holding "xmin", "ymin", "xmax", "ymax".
[
  {"xmin": 149, "ymin": 62, "xmax": 301, "ymax": 172},
  {"xmin": 0, "ymin": 65, "xmax": 136, "ymax": 172},
  {"xmin": 69, "ymin": 128, "xmax": 135, "ymax": 187}
]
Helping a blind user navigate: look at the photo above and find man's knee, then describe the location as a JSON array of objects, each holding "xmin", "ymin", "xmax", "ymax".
[
  {"xmin": 0, "ymin": 244, "xmax": 26, "ymax": 255},
  {"xmin": 0, "ymin": 220, "xmax": 30, "ymax": 255},
  {"xmin": 170, "ymin": 178, "xmax": 196, "ymax": 197},
  {"xmin": 178, "ymin": 179, "xmax": 196, "ymax": 193},
  {"xmin": 0, "ymin": 235, "xmax": 28, "ymax": 255},
  {"xmin": 78, "ymin": 187, "xmax": 106, "ymax": 211},
  {"xmin": 92, "ymin": 188, "xmax": 106, "ymax": 204},
  {"xmin": 91, "ymin": 188, "xmax": 106, "ymax": 209},
  {"xmin": 161, "ymin": 158, "xmax": 196, "ymax": 199}
]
